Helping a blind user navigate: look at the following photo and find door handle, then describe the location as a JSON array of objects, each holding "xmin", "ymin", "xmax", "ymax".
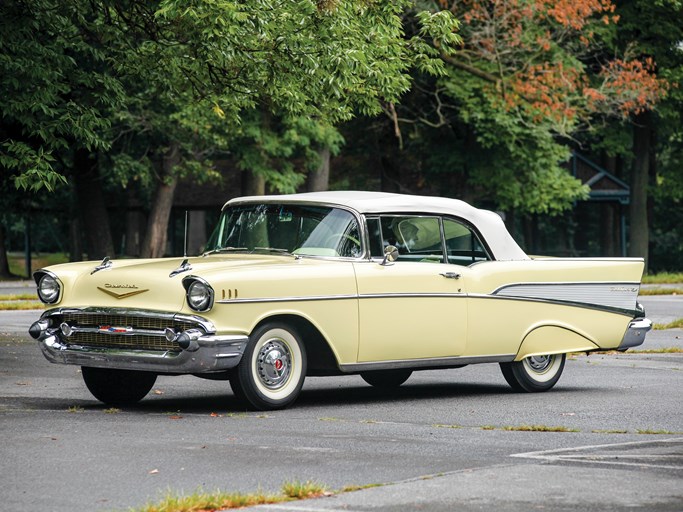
[{"xmin": 440, "ymin": 272, "xmax": 461, "ymax": 279}]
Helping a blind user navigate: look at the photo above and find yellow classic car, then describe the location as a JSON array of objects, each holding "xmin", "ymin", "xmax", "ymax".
[{"xmin": 29, "ymin": 191, "xmax": 651, "ymax": 410}]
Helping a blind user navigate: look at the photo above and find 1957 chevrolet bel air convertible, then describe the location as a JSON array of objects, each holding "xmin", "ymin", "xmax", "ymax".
[{"xmin": 29, "ymin": 191, "xmax": 651, "ymax": 410}]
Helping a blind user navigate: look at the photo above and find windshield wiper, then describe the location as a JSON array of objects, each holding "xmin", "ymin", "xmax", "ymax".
[
  {"xmin": 253, "ymin": 247, "xmax": 294, "ymax": 256},
  {"xmin": 202, "ymin": 247, "xmax": 249, "ymax": 256}
]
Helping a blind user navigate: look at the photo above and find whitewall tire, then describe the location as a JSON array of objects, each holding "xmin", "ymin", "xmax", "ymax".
[
  {"xmin": 499, "ymin": 353, "xmax": 566, "ymax": 392},
  {"xmin": 230, "ymin": 323, "xmax": 307, "ymax": 410}
]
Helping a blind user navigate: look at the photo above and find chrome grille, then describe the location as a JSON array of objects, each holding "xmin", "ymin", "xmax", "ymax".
[
  {"xmin": 61, "ymin": 313, "xmax": 194, "ymax": 332},
  {"xmin": 56, "ymin": 312, "xmax": 198, "ymax": 353},
  {"xmin": 68, "ymin": 333, "xmax": 179, "ymax": 352}
]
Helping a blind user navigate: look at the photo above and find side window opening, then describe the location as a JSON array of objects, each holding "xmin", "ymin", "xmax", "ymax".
[
  {"xmin": 443, "ymin": 218, "xmax": 490, "ymax": 266},
  {"xmin": 377, "ymin": 216, "xmax": 444, "ymax": 263},
  {"xmin": 366, "ymin": 214, "xmax": 491, "ymax": 266}
]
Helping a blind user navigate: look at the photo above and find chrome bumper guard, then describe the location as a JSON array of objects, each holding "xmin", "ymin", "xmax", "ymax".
[
  {"xmin": 618, "ymin": 317, "xmax": 652, "ymax": 350},
  {"xmin": 29, "ymin": 308, "xmax": 248, "ymax": 374}
]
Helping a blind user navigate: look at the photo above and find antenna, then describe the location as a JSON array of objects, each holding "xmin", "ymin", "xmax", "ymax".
[{"xmin": 183, "ymin": 210, "xmax": 189, "ymax": 257}]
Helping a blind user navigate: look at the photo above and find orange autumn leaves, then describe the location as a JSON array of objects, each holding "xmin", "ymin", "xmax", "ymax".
[
  {"xmin": 509, "ymin": 58, "xmax": 667, "ymax": 124},
  {"xmin": 438, "ymin": 0, "xmax": 668, "ymax": 125}
]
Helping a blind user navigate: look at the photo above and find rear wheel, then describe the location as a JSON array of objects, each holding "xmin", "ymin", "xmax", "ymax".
[
  {"xmin": 499, "ymin": 354, "xmax": 566, "ymax": 392},
  {"xmin": 230, "ymin": 323, "xmax": 306, "ymax": 410},
  {"xmin": 81, "ymin": 367, "xmax": 156, "ymax": 405},
  {"xmin": 361, "ymin": 369, "xmax": 412, "ymax": 388}
]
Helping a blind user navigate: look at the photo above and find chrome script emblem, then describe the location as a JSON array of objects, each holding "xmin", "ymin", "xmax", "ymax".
[
  {"xmin": 610, "ymin": 287, "xmax": 639, "ymax": 293},
  {"xmin": 97, "ymin": 285, "xmax": 149, "ymax": 299},
  {"xmin": 98, "ymin": 325, "xmax": 134, "ymax": 334}
]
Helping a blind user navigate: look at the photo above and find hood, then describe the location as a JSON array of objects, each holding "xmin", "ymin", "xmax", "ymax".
[{"xmin": 47, "ymin": 254, "xmax": 299, "ymax": 312}]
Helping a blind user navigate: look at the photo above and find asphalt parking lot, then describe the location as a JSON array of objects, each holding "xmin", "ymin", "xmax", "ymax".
[{"xmin": 1, "ymin": 296, "xmax": 681, "ymax": 511}]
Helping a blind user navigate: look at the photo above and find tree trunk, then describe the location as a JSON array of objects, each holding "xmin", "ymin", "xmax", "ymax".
[
  {"xmin": 187, "ymin": 210, "xmax": 207, "ymax": 255},
  {"xmin": 68, "ymin": 216, "xmax": 83, "ymax": 262},
  {"xmin": 0, "ymin": 224, "xmax": 11, "ymax": 278},
  {"xmin": 628, "ymin": 111, "xmax": 652, "ymax": 271},
  {"xmin": 242, "ymin": 169, "xmax": 265, "ymax": 196},
  {"xmin": 600, "ymin": 154, "xmax": 618, "ymax": 257},
  {"xmin": 140, "ymin": 144, "xmax": 180, "ymax": 259},
  {"xmin": 306, "ymin": 148, "xmax": 330, "ymax": 192},
  {"xmin": 600, "ymin": 204, "xmax": 616, "ymax": 257},
  {"xmin": 73, "ymin": 149, "xmax": 115, "ymax": 260},
  {"xmin": 124, "ymin": 210, "xmax": 145, "ymax": 257}
]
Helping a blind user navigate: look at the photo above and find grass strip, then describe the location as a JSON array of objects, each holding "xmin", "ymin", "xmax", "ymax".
[
  {"xmin": 636, "ymin": 429, "xmax": 683, "ymax": 435},
  {"xmin": 131, "ymin": 480, "xmax": 327, "ymax": 512},
  {"xmin": 630, "ymin": 347, "xmax": 683, "ymax": 354},
  {"xmin": 642, "ymin": 272, "xmax": 683, "ymax": 284},
  {"xmin": 653, "ymin": 319, "xmax": 683, "ymax": 330},
  {"xmin": 0, "ymin": 294, "xmax": 37, "ymax": 301},
  {"xmin": 639, "ymin": 288, "xmax": 683, "ymax": 296},
  {"xmin": 0, "ymin": 300, "xmax": 43, "ymax": 311},
  {"xmin": 502, "ymin": 425, "xmax": 579, "ymax": 433}
]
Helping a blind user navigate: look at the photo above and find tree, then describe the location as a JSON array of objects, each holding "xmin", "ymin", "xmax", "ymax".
[
  {"xmin": 614, "ymin": 0, "xmax": 682, "ymax": 270},
  {"xmin": 2, "ymin": 1, "xmax": 462, "ymax": 258},
  {"xmin": 378, "ymin": 1, "xmax": 668, "ymax": 220},
  {"xmin": 575, "ymin": 0, "xmax": 682, "ymax": 270}
]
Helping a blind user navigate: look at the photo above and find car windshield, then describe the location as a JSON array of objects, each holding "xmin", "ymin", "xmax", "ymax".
[{"xmin": 204, "ymin": 204, "xmax": 362, "ymax": 258}]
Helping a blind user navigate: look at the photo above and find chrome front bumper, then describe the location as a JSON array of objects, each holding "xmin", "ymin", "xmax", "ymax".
[
  {"xmin": 29, "ymin": 308, "xmax": 248, "ymax": 374},
  {"xmin": 618, "ymin": 318, "xmax": 652, "ymax": 350}
]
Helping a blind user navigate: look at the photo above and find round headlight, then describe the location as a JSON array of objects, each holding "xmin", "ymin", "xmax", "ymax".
[
  {"xmin": 186, "ymin": 280, "xmax": 213, "ymax": 312},
  {"xmin": 37, "ymin": 273, "xmax": 61, "ymax": 304}
]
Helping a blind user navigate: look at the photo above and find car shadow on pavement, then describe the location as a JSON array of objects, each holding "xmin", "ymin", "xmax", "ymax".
[{"xmin": 12, "ymin": 381, "xmax": 586, "ymax": 414}]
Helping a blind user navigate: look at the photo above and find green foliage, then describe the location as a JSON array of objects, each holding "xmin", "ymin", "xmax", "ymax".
[
  {"xmin": 0, "ymin": 142, "xmax": 65, "ymax": 192},
  {"xmin": 231, "ymin": 113, "xmax": 345, "ymax": 193},
  {"xmin": 441, "ymin": 73, "xmax": 589, "ymax": 213},
  {"xmin": 1, "ymin": 0, "xmax": 460, "ymax": 194},
  {"xmin": 369, "ymin": 1, "xmax": 670, "ymax": 216},
  {"xmin": 0, "ymin": 0, "xmax": 125, "ymax": 190}
]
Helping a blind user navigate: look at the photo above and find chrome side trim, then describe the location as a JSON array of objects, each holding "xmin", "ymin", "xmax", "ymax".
[
  {"xmin": 218, "ymin": 294, "xmax": 357, "ymax": 305},
  {"xmin": 360, "ymin": 292, "xmax": 466, "ymax": 299},
  {"xmin": 339, "ymin": 354, "xmax": 515, "ymax": 373},
  {"xmin": 468, "ymin": 293, "xmax": 639, "ymax": 317},
  {"xmin": 618, "ymin": 318, "xmax": 652, "ymax": 350},
  {"xmin": 217, "ymin": 292, "xmax": 466, "ymax": 305},
  {"xmin": 493, "ymin": 282, "xmax": 641, "ymax": 311}
]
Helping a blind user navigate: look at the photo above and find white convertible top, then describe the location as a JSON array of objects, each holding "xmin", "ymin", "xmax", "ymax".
[{"xmin": 226, "ymin": 191, "xmax": 529, "ymax": 261}]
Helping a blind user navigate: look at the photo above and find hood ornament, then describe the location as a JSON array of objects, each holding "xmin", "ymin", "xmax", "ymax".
[
  {"xmin": 169, "ymin": 258, "xmax": 192, "ymax": 278},
  {"xmin": 91, "ymin": 256, "xmax": 113, "ymax": 275}
]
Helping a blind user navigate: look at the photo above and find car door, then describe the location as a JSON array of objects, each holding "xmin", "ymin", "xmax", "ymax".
[{"xmin": 353, "ymin": 215, "xmax": 470, "ymax": 362}]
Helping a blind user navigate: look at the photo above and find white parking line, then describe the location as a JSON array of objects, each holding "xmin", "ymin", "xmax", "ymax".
[{"xmin": 511, "ymin": 437, "xmax": 683, "ymax": 470}]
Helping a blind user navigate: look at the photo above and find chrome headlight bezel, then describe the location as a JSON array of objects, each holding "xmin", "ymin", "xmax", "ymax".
[
  {"xmin": 182, "ymin": 277, "xmax": 214, "ymax": 312},
  {"xmin": 34, "ymin": 270, "xmax": 62, "ymax": 304}
]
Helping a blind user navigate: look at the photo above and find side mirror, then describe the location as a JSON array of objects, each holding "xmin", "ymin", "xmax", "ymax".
[{"xmin": 381, "ymin": 245, "xmax": 399, "ymax": 266}]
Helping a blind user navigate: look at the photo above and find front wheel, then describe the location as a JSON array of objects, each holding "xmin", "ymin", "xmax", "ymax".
[
  {"xmin": 230, "ymin": 323, "xmax": 307, "ymax": 410},
  {"xmin": 81, "ymin": 367, "xmax": 157, "ymax": 405},
  {"xmin": 499, "ymin": 354, "xmax": 566, "ymax": 392}
]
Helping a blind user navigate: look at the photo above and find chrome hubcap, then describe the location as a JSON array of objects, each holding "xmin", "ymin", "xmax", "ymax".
[
  {"xmin": 526, "ymin": 355, "xmax": 553, "ymax": 373},
  {"xmin": 256, "ymin": 339, "xmax": 292, "ymax": 389}
]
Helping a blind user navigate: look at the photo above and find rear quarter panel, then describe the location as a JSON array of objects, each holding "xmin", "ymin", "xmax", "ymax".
[{"xmin": 463, "ymin": 258, "xmax": 645, "ymax": 359}]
